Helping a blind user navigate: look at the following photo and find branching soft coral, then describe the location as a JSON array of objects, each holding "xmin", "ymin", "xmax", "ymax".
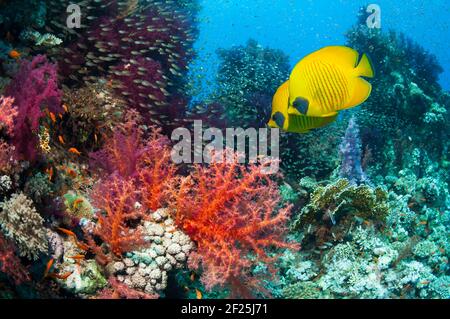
[
  {"xmin": 137, "ymin": 131, "xmax": 176, "ymax": 211},
  {"xmin": 170, "ymin": 151, "xmax": 298, "ymax": 295},
  {"xmin": 95, "ymin": 277, "xmax": 158, "ymax": 299},
  {"xmin": 88, "ymin": 119, "xmax": 177, "ymax": 260},
  {"xmin": 4, "ymin": 55, "xmax": 62, "ymax": 161},
  {"xmin": 90, "ymin": 176, "xmax": 145, "ymax": 257},
  {"xmin": 0, "ymin": 233, "xmax": 30, "ymax": 285},
  {"xmin": 0, "ymin": 96, "xmax": 17, "ymax": 137}
]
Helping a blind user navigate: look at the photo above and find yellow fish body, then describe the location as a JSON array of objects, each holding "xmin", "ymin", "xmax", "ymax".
[
  {"xmin": 288, "ymin": 46, "xmax": 375, "ymax": 117},
  {"xmin": 268, "ymin": 80, "xmax": 337, "ymax": 133}
]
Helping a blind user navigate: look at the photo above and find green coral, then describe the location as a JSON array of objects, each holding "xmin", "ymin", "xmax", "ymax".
[
  {"xmin": 63, "ymin": 191, "xmax": 94, "ymax": 219},
  {"xmin": 293, "ymin": 178, "xmax": 389, "ymax": 230}
]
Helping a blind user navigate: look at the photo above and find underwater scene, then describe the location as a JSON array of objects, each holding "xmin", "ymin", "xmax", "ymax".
[{"xmin": 0, "ymin": 0, "xmax": 449, "ymax": 301}]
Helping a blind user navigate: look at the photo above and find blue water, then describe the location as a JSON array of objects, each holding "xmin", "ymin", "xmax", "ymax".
[{"xmin": 191, "ymin": 0, "xmax": 450, "ymax": 99}]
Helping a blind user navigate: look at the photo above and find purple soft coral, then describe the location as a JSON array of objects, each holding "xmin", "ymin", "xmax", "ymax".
[{"xmin": 5, "ymin": 55, "xmax": 62, "ymax": 162}]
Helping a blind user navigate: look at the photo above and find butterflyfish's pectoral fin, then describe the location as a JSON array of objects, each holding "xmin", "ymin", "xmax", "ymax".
[{"xmin": 339, "ymin": 77, "xmax": 372, "ymax": 110}]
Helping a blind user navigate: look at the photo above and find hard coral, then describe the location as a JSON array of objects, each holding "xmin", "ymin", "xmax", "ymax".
[
  {"xmin": 0, "ymin": 192, "xmax": 48, "ymax": 260},
  {"xmin": 4, "ymin": 55, "xmax": 62, "ymax": 162},
  {"xmin": 170, "ymin": 150, "xmax": 297, "ymax": 296}
]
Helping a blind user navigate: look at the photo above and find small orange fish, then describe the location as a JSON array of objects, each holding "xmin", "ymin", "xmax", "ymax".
[
  {"xmin": 190, "ymin": 272, "xmax": 195, "ymax": 281},
  {"xmin": 49, "ymin": 271, "xmax": 73, "ymax": 280},
  {"xmin": 418, "ymin": 221, "xmax": 428, "ymax": 225},
  {"xmin": 420, "ymin": 280, "xmax": 430, "ymax": 285},
  {"xmin": 44, "ymin": 258, "xmax": 55, "ymax": 278},
  {"xmin": 49, "ymin": 112, "xmax": 56, "ymax": 123},
  {"xmin": 58, "ymin": 135, "xmax": 65, "ymax": 145},
  {"xmin": 68, "ymin": 254, "xmax": 85, "ymax": 260},
  {"xmin": 195, "ymin": 289, "xmax": 202, "ymax": 299},
  {"xmin": 57, "ymin": 227, "xmax": 76, "ymax": 238},
  {"xmin": 46, "ymin": 167, "xmax": 54, "ymax": 182},
  {"xmin": 75, "ymin": 241, "xmax": 90, "ymax": 251},
  {"xmin": 68, "ymin": 147, "xmax": 81, "ymax": 156},
  {"xmin": 58, "ymin": 113, "xmax": 63, "ymax": 119},
  {"xmin": 9, "ymin": 50, "xmax": 21, "ymax": 60},
  {"xmin": 73, "ymin": 198, "xmax": 84, "ymax": 209},
  {"xmin": 66, "ymin": 168, "xmax": 77, "ymax": 178},
  {"xmin": 62, "ymin": 104, "xmax": 69, "ymax": 113}
]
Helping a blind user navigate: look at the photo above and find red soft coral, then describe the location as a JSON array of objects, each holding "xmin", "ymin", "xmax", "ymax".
[
  {"xmin": 0, "ymin": 233, "xmax": 30, "ymax": 285},
  {"xmin": 95, "ymin": 277, "xmax": 158, "ymax": 299},
  {"xmin": 137, "ymin": 131, "xmax": 177, "ymax": 211},
  {"xmin": 90, "ymin": 176, "xmax": 146, "ymax": 257},
  {"xmin": 170, "ymin": 150, "xmax": 298, "ymax": 296}
]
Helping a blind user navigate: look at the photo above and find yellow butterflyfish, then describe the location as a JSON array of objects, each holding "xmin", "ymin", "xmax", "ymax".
[
  {"xmin": 268, "ymin": 80, "xmax": 337, "ymax": 133},
  {"xmin": 288, "ymin": 46, "xmax": 375, "ymax": 117}
]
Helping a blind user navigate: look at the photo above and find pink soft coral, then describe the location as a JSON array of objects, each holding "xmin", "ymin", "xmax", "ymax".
[
  {"xmin": 4, "ymin": 55, "xmax": 62, "ymax": 161},
  {"xmin": 0, "ymin": 96, "xmax": 17, "ymax": 137},
  {"xmin": 88, "ymin": 114, "xmax": 176, "ymax": 259},
  {"xmin": 170, "ymin": 151, "xmax": 299, "ymax": 296}
]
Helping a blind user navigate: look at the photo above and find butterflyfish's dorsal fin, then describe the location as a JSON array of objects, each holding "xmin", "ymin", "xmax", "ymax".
[
  {"xmin": 307, "ymin": 46, "xmax": 359, "ymax": 69},
  {"xmin": 355, "ymin": 53, "xmax": 375, "ymax": 78}
]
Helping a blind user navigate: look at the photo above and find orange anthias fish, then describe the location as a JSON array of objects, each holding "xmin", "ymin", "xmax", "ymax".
[
  {"xmin": 75, "ymin": 241, "xmax": 89, "ymax": 251},
  {"xmin": 68, "ymin": 147, "xmax": 82, "ymax": 156},
  {"xmin": 45, "ymin": 167, "xmax": 54, "ymax": 182},
  {"xmin": 68, "ymin": 254, "xmax": 85, "ymax": 260},
  {"xmin": 49, "ymin": 112, "xmax": 56, "ymax": 123},
  {"xmin": 195, "ymin": 289, "xmax": 202, "ymax": 299},
  {"xmin": 8, "ymin": 50, "xmax": 21, "ymax": 60},
  {"xmin": 57, "ymin": 227, "xmax": 76, "ymax": 238},
  {"xmin": 72, "ymin": 198, "xmax": 84, "ymax": 209},
  {"xmin": 48, "ymin": 271, "xmax": 73, "ymax": 280},
  {"xmin": 58, "ymin": 135, "xmax": 65, "ymax": 145},
  {"xmin": 44, "ymin": 258, "xmax": 55, "ymax": 278}
]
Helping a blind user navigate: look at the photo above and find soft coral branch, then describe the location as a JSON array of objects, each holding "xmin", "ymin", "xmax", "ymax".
[
  {"xmin": 90, "ymin": 176, "xmax": 146, "ymax": 256},
  {"xmin": 169, "ymin": 150, "xmax": 299, "ymax": 295},
  {"xmin": 0, "ymin": 96, "xmax": 17, "ymax": 137}
]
